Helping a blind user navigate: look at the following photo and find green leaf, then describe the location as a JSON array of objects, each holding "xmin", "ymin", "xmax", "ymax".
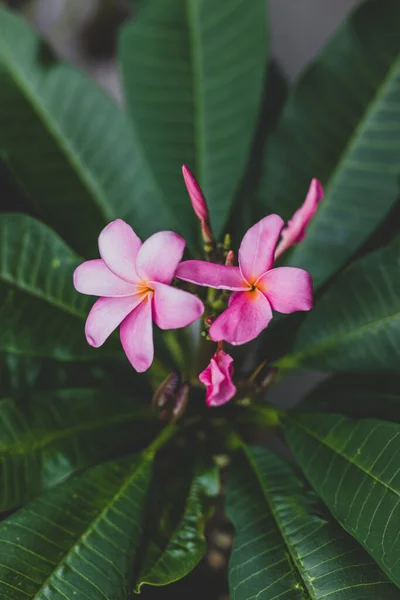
[
  {"xmin": 135, "ymin": 464, "xmax": 219, "ymax": 591},
  {"xmin": 119, "ymin": 0, "xmax": 268, "ymax": 242},
  {"xmin": 227, "ymin": 445, "xmax": 399, "ymax": 599},
  {"xmin": 0, "ymin": 6, "xmax": 174, "ymax": 256},
  {"xmin": 0, "ymin": 387, "xmax": 158, "ymax": 511},
  {"xmin": 0, "ymin": 453, "xmax": 153, "ymax": 599},
  {"xmin": 299, "ymin": 373, "xmax": 400, "ymax": 422},
  {"xmin": 259, "ymin": 0, "xmax": 400, "ymax": 289},
  {"xmin": 0, "ymin": 213, "xmax": 118, "ymax": 360},
  {"xmin": 279, "ymin": 237, "xmax": 400, "ymax": 371},
  {"xmin": 284, "ymin": 412, "xmax": 400, "ymax": 590},
  {"xmin": 228, "ymin": 61, "xmax": 288, "ymax": 248}
]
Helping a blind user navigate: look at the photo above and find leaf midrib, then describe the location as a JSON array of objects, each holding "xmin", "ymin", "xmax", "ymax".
[
  {"xmin": 286, "ymin": 416, "xmax": 400, "ymax": 499},
  {"xmin": 187, "ymin": 0, "xmax": 205, "ymax": 187},
  {"xmin": 243, "ymin": 446, "xmax": 313, "ymax": 600},
  {"xmin": 31, "ymin": 455, "xmax": 151, "ymax": 600},
  {"xmin": 0, "ymin": 268, "xmax": 87, "ymax": 320},
  {"xmin": 285, "ymin": 303, "xmax": 400, "ymax": 367},
  {"xmin": 290, "ymin": 51, "xmax": 400, "ymax": 269},
  {"xmin": 0, "ymin": 15, "xmax": 116, "ymax": 223},
  {"xmin": 0, "ymin": 401, "xmax": 152, "ymax": 458}
]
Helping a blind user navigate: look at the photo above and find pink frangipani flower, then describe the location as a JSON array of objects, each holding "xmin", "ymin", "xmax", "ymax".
[
  {"xmin": 176, "ymin": 215, "xmax": 313, "ymax": 345},
  {"xmin": 74, "ymin": 219, "xmax": 204, "ymax": 372},
  {"xmin": 275, "ymin": 178, "xmax": 324, "ymax": 260},
  {"xmin": 199, "ymin": 350, "xmax": 236, "ymax": 407}
]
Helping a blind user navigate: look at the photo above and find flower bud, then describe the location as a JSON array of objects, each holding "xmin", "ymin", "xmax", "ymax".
[
  {"xmin": 182, "ymin": 164, "xmax": 210, "ymax": 223},
  {"xmin": 225, "ymin": 250, "xmax": 235, "ymax": 266}
]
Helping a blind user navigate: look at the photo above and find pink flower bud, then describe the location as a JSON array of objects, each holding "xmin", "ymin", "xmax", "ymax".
[
  {"xmin": 199, "ymin": 350, "xmax": 236, "ymax": 407},
  {"xmin": 225, "ymin": 250, "xmax": 235, "ymax": 266},
  {"xmin": 182, "ymin": 165, "xmax": 210, "ymax": 223},
  {"xmin": 275, "ymin": 178, "xmax": 324, "ymax": 260}
]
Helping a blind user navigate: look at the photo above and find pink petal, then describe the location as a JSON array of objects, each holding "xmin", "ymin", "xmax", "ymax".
[
  {"xmin": 176, "ymin": 261, "xmax": 247, "ymax": 291},
  {"xmin": 120, "ymin": 296, "xmax": 154, "ymax": 372},
  {"xmin": 98, "ymin": 219, "xmax": 142, "ymax": 283},
  {"xmin": 239, "ymin": 214, "xmax": 284, "ymax": 284},
  {"xmin": 182, "ymin": 165, "xmax": 209, "ymax": 222},
  {"xmin": 275, "ymin": 178, "xmax": 323, "ymax": 259},
  {"xmin": 73, "ymin": 259, "xmax": 135, "ymax": 297},
  {"xmin": 199, "ymin": 350, "xmax": 236, "ymax": 407},
  {"xmin": 257, "ymin": 267, "xmax": 313, "ymax": 313},
  {"xmin": 135, "ymin": 231, "xmax": 185, "ymax": 285},
  {"xmin": 85, "ymin": 295, "xmax": 143, "ymax": 347},
  {"xmin": 151, "ymin": 282, "xmax": 204, "ymax": 329},
  {"xmin": 209, "ymin": 290, "xmax": 273, "ymax": 345}
]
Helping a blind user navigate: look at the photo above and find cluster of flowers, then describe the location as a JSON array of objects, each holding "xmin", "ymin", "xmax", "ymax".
[{"xmin": 74, "ymin": 168, "xmax": 323, "ymax": 407}]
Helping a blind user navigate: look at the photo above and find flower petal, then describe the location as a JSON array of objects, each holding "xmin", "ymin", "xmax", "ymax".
[
  {"xmin": 199, "ymin": 350, "xmax": 236, "ymax": 407},
  {"xmin": 257, "ymin": 267, "xmax": 313, "ymax": 313},
  {"xmin": 136, "ymin": 231, "xmax": 185, "ymax": 284},
  {"xmin": 275, "ymin": 178, "xmax": 323, "ymax": 259},
  {"xmin": 176, "ymin": 261, "xmax": 247, "ymax": 291},
  {"xmin": 85, "ymin": 295, "xmax": 143, "ymax": 347},
  {"xmin": 209, "ymin": 290, "xmax": 272, "ymax": 345},
  {"xmin": 238, "ymin": 214, "xmax": 284, "ymax": 284},
  {"xmin": 73, "ymin": 259, "xmax": 135, "ymax": 297},
  {"xmin": 98, "ymin": 219, "xmax": 142, "ymax": 283},
  {"xmin": 152, "ymin": 282, "xmax": 204, "ymax": 329},
  {"xmin": 120, "ymin": 296, "xmax": 154, "ymax": 372}
]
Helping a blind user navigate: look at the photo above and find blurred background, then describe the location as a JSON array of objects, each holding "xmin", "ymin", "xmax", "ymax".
[
  {"xmin": 0, "ymin": 1, "xmax": 362, "ymax": 598},
  {"xmin": 7, "ymin": 0, "xmax": 359, "ymax": 97}
]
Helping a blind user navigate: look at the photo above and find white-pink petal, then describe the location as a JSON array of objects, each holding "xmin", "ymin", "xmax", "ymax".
[
  {"xmin": 135, "ymin": 231, "xmax": 185, "ymax": 285},
  {"xmin": 239, "ymin": 214, "xmax": 284, "ymax": 284},
  {"xmin": 151, "ymin": 282, "xmax": 204, "ymax": 330},
  {"xmin": 120, "ymin": 296, "xmax": 154, "ymax": 372},
  {"xmin": 209, "ymin": 290, "xmax": 273, "ymax": 345},
  {"xmin": 176, "ymin": 261, "xmax": 247, "ymax": 291},
  {"xmin": 73, "ymin": 259, "xmax": 135, "ymax": 297},
  {"xmin": 257, "ymin": 267, "xmax": 313, "ymax": 314},
  {"xmin": 98, "ymin": 219, "xmax": 142, "ymax": 283},
  {"xmin": 85, "ymin": 295, "xmax": 143, "ymax": 348}
]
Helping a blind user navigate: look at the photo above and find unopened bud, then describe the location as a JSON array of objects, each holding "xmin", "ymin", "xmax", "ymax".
[
  {"xmin": 182, "ymin": 165, "xmax": 209, "ymax": 223},
  {"xmin": 172, "ymin": 382, "xmax": 190, "ymax": 422},
  {"xmin": 152, "ymin": 370, "xmax": 180, "ymax": 411},
  {"xmin": 225, "ymin": 250, "xmax": 235, "ymax": 266},
  {"xmin": 223, "ymin": 233, "xmax": 231, "ymax": 252}
]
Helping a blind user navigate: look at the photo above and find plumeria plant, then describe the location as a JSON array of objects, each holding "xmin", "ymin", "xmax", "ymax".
[{"xmin": 1, "ymin": 1, "xmax": 400, "ymax": 599}]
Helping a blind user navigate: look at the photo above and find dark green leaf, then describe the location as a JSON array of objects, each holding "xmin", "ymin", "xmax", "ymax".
[
  {"xmin": 119, "ymin": 0, "xmax": 268, "ymax": 242},
  {"xmin": 0, "ymin": 453, "xmax": 153, "ymax": 599},
  {"xmin": 228, "ymin": 61, "xmax": 288, "ymax": 248},
  {"xmin": 0, "ymin": 6, "xmax": 171, "ymax": 255},
  {"xmin": 284, "ymin": 412, "xmax": 400, "ymax": 590},
  {"xmin": 0, "ymin": 387, "xmax": 158, "ymax": 511},
  {"xmin": 259, "ymin": 0, "xmax": 400, "ymax": 289},
  {"xmin": 0, "ymin": 213, "xmax": 118, "ymax": 360},
  {"xmin": 279, "ymin": 237, "xmax": 400, "ymax": 371},
  {"xmin": 227, "ymin": 445, "xmax": 398, "ymax": 599},
  {"xmin": 135, "ymin": 464, "xmax": 219, "ymax": 591},
  {"xmin": 299, "ymin": 373, "xmax": 400, "ymax": 422}
]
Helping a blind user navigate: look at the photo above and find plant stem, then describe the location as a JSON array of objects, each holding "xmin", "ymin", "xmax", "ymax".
[{"xmin": 144, "ymin": 423, "xmax": 178, "ymax": 459}]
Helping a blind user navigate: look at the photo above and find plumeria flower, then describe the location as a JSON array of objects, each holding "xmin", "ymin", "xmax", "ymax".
[
  {"xmin": 177, "ymin": 215, "xmax": 313, "ymax": 345},
  {"xmin": 74, "ymin": 219, "xmax": 204, "ymax": 372},
  {"xmin": 199, "ymin": 350, "xmax": 236, "ymax": 407},
  {"xmin": 275, "ymin": 178, "xmax": 323, "ymax": 259}
]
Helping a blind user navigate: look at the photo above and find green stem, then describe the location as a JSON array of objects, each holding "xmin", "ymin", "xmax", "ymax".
[{"xmin": 144, "ymin": 423, "xmax": 178, "ymax": 459}]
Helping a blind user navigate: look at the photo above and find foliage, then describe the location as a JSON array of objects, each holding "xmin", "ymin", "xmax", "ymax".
[{"xmin": 1, "ymin": 1, "xmax": 400, "ymax": 598}]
